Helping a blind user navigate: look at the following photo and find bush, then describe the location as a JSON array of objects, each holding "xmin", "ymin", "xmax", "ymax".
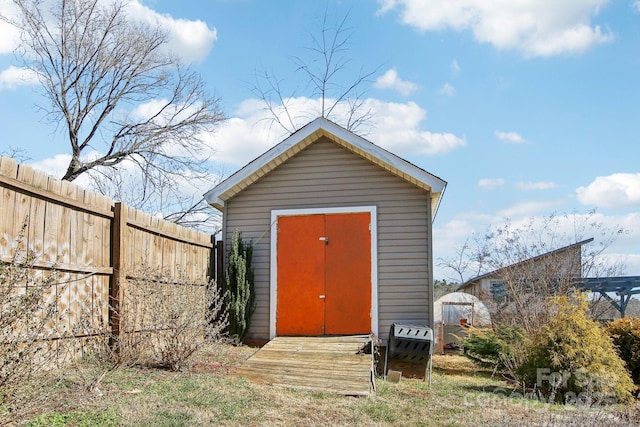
[
  {"xmin": 110, "ymin": 266, "xmax": 228, "ymax": 371},
  {"xmin": 606, "ymin": 317, "xmax": 640, "ymax": 388},
  {"xmin": 0, "ymin": 229, "xmax": 64, "ymax": 420},
  {"xmin": 225, "ymin": 229, "xmax": 255, "ymax": 344},
  {"xmin": 462, "ymin": 324, "xmax": 528, "ymax": 375},
  {"xmin": 518, "ymin": 295, "xmax": 635, "ymax": 404}
]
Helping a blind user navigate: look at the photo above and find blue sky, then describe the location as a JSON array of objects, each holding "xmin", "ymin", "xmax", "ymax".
[{"xmin": 1, "ymin": 0, "xmax": 639, "ymax": 280}]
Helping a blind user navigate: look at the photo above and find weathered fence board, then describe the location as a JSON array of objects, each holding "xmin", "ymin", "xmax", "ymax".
[{"xmin": 0, "ymin": 156, "xmax": 218, "ymax": 354}]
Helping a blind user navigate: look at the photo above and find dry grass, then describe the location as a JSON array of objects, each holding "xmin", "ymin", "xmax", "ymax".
[{"xmin": 9, "ymin": 345, "xmax": 640, "ymax": 427}]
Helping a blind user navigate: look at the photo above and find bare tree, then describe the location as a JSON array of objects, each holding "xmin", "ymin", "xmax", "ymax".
[
  {"xmin": 439, "ymin": 237, "xmax": 487, "ymax": 284},
  {"xmin": 251, "ymin": 8, "xmax": 379, "ymax": 136},
  {"xmin": 5, "ymin": 0, "xmax": 224, "ymax": 229},
  {"xmin": 0, "ymin": 146, "xmax": 30, "ymax": 164},
  {"xmin": 87, "ymin": 161, "xmax": 222, "ymax": 232},
  {"xmin": 440, "ymin": 211, "xmax": 626, "ymax": 333}
]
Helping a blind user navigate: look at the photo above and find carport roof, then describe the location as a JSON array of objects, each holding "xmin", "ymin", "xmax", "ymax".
[{"xmin": 204, "ymin": 117, "xmax": 448, "ymax": 220}]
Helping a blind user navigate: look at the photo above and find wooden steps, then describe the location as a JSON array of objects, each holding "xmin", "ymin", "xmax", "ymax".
[{"xmin": 234, "ymin": 335, "xmax": 375, "ymax": 396}]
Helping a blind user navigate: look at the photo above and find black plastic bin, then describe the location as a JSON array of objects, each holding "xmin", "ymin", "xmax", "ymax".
[{"xmin": 384, "ymin": 322, "xmax": 433, "ymax": 384}]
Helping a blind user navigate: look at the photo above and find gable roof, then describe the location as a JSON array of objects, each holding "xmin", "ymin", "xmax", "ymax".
[
  {"xmin": 204, "ymin": 117, "xmax": 447, "ymax": 220},
  {"xmin": 457, "ymin": 238, "xmax": 594, "ymax": 291}
]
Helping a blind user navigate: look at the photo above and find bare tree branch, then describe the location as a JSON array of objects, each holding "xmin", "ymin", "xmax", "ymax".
[
  {"xmin": 251, "ymin": 7, "xmax": 380, "ymax": 135},
  {"xmin": 5, "ymin": 0, "xmax": 225, "ymax": 230},
  {"xmin": 437, "ymin": 238, "xmax": 483, "ymax": 284},
  {"xmin": 442, "ymin": 211, "xmax": 626, "ymax": 333}
]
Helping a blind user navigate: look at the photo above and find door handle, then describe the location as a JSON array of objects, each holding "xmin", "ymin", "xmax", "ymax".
[
  {"xmin": 319, "ymin": 295, "xmax": 326, "ymax": 299},
  {"xmin": 319, "ymin": 236, "xmax": 329, "ymax": 244}
]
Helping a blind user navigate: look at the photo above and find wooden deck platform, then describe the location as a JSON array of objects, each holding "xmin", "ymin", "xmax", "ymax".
[{"xmin": 234, "ymin": 335, "xmax": 375, "ymax": 396}]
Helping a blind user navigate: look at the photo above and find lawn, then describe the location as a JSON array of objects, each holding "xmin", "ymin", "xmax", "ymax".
[{"xmin": 7, "ymin": 344, "xmax": 639, "ymax": 426}]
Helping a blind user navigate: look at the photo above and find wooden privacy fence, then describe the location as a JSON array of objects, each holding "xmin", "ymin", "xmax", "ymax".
[{"xmin": 0, "ymin": 156, "xmax": 222, "ymax": 350}]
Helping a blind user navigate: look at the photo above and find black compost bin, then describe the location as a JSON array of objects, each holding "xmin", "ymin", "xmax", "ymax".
[{"xmin": 384, "ymin": 322, "xmax": 433, "ymax": 384}]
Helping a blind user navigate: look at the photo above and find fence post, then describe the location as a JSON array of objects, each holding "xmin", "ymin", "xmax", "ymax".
[
  {"xmin": 209, "ymin": 234, "xmax": 216, "ymax": 283},
  {"xmin": 216, "ymin": 239, "xmax": 224, "ymax": 289},
  {"xmin": 109, "ymin": 202, "xmax": 127, "ymax": 347}
]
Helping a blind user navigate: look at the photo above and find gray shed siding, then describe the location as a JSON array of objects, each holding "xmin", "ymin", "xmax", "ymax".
[{"xmin": 223, "ymin": 137, "xmax": 433, "ymax": 341}]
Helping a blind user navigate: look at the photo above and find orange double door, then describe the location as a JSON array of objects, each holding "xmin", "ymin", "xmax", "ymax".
[{"xmin": 276, "ymin": 212, "xmax": 372, "ymax": 336}]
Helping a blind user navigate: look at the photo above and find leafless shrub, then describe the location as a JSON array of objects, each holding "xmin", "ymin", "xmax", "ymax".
[
  {"xmin": 57, "ymin": 291, "xmax": 121, "ymax": 396},
  {"xmin": 115, "ymin": 266, "xmax": 228, "ymax": 371},
  {"xmin": 0, "ymin": 227, "xmax": 65, "ymax": 417}
]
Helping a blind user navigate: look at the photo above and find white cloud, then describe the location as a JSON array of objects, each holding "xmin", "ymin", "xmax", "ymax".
[
  {"xmin": 495, "ymin": 130, "xmax": 527, "ymax": 144},
  {"xmin": 576, "ymin": 173, "xmax": 640, "ymax": 208},
  {"xmin": 433, "ymin": 219, "xmax": 475, "ymax": 254},
  {"xmin": 127, "ymin": 98, "xmax": 216, "ymax": 160},
  {"xmin": 130, "ymin": 98, "xmax": 203, "ymax": 125},
  {"xmin": 0, "ymin": 66, "xmax": 39, "ymax": 90},
  {"xmin": 634, "ymin": 1, "xmax": 640, "ymax": 12},
  {"xmin": 616, "ymin": 212, "xmax": 640, "ymax": 249},
  {"xmin": 433, "ymin": 209, "xmax": 640, "ymax": 279},
  {"xmin": 366, "ymin": 99, "xmax": 466, "ymax": 156},
  {"xmin": 30, "ymin": 154, "xmax": 72, "ymax": 179},
  {"xmin": 604, "ymin": 253, "xmax": 640, "ymax": 276},
  {"xmin": 202, "ymin": 115, "xmax": 278, "ymax": 166},
  {"xmin": 30, "ymin": 153, "xmax": 91, "ymax": 189},
  {"xmin": 433, "ymin": 218, "xmax": 477, "ymax": 280},
  {"xmin": 438, "ymin": 83, "xmax": 456, "ymax": 96},
  {"xmin": 506, "ymin": 211, "xmax": 640, "ymax": 273},
  {"xmin": 130, "ymin": 99, "xmax": 168, "ymax": 121},
  {"xmin": 0, "ymin": 0, "xmax": 20, "ymax": 54},
  {"xmin": 516, "ymin": 181, "xmax": 558, "ymax": 190},
  {"xmin": 478, "ymin": 178, "xmax": 504, "ymax": 191},
  {"xmin": 374, "ymin": 69, "xmax": 418, "ymax": 97},
  {"xmin": 201, "ymin": 97, "xmax": 323, "ymax": 166},
  {"xmin": 492, "ymin": 210, "xmax": 639, "ymax": 277},
  {"xmin": 0, "ymin": 0, "xmax": 216, "ymax": 64},
  {"xmin": 207, "ymin": 97, "xmax": 467, "ymax": 166},
  {"xmin": 377, "ymin": 0, "xmax": 613, "ymax": 57},
  {"xmin": 125, "ymin": 0, "xmax": 217, "ymax": 63}
]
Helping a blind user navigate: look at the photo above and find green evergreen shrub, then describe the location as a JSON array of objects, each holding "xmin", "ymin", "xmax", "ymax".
[
  {"xmin": 606, "ymin": 317, "xmax": 640, "ymax": 388},
  {"xmin": 518, "ymin": 295, "xmax": 635, "ymax": 404},
  {"xmin": 462, "ymin": 324, "xmax": 527, "ymax": 374},
  {"xmin": 224, "ymin": 229, "xmax": 255, "ymax": 344}
]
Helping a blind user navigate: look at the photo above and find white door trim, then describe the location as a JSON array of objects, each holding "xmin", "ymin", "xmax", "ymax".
[{"xmin": 269, "ymin": 206, "xmax": 378, "ymax": 339}]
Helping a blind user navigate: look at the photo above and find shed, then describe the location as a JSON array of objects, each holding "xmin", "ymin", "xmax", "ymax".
[{"xmin": 204, "ymin": 117, "xmax": 447, "ymax": 342}]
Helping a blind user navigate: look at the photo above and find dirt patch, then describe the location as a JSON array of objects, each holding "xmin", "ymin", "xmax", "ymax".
[
  {"xmin": 432, "ymin": 353, "xmax": 493, "ymax": 375},
  {"xmin": 191, "ymin": 361, "xmax": 236, "ymax": 375}
]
